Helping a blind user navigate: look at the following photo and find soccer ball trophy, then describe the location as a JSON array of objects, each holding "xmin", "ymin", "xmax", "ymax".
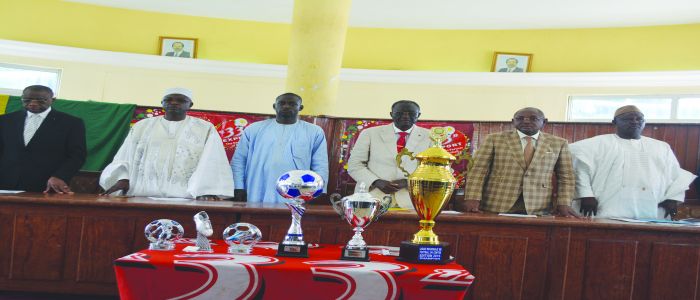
[
  {"xmin": 275, "ymin": 170, "xmax": 324, "ymax": 257},
  {"xmin": 223, "ymin": 223, "xmax": 263, "ymax": 254},
  {"xmin": 145, "ymin": 219, "xmax": 184, "ymax": 251}
]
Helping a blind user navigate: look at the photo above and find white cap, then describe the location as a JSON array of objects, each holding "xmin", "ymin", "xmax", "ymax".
[{"xmin": 164, "ymin": 87, "xmax": 193, "ymax": 100}]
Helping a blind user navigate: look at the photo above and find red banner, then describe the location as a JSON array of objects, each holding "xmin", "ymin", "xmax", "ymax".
[{"xmin": 132, "ymin": 107, "xmax": 269, "ymax": 160}]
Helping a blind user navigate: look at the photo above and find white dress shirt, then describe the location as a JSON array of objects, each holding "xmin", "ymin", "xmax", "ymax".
[
  {"xmin": 393, "ymin": 124, "xmax": 414, "ymax": 140},
  {"xmin": 516, "ymin": 129, "xmax": 540, "ymax": 151},
  {"xmin": 24, "ymin": 107, "xmax": 51, "ymax": 145}
]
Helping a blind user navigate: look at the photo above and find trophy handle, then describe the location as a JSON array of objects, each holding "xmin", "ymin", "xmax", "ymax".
[
  {"xmin": 329, "ymin": 193, "xmax": 344, "ymax": 218},
  {"xmin": 375, "ymin": 195, "xmax": 392, "ymax": 219},
  {"xmin": 396, "ymin": 148, "xmax": 416, "ymax": 177}
]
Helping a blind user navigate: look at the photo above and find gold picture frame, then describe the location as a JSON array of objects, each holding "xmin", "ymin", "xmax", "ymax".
[
  {"xmin": 159, "ymin": 36, "xmax": 198, "ymax": 59},
  {"xmin": 491, "ymin": 52, "xmax": 532, "ymax": 72}
]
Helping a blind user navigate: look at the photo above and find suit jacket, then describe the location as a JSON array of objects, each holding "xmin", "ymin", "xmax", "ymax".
[
  {"xmin": 165, "ymin": 51, "xmax": 191, "ymax": 58},
  {"xmin": 347, "ymin": 124, "xmax": 432, "ymax": 208},
  {"xmin": 498, "ymin": 67, "xmax": 524, "ymax": 72},
  {"xmin": 0, "ymin": 109, "xmax": 87, "ymax": 192},
  {"xmin": 464, "ymin": 130, "xmax": 574, "ymax": 214}
]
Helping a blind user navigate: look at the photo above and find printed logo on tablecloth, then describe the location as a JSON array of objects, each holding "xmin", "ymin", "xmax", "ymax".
[
  {"xmin": 420, "ymin": 268, "xmax": 475, "ymax": 286},
  {"xmin": 170, "ymin": 253, "xmax": 279, "ymax": 300},
  {"xmin": 118, "ymin": 252, "xmax": 150, "ymax": 262},
  {"xmin": 304, "ymin": 260, "xmax": 410, "ymax": 300}
]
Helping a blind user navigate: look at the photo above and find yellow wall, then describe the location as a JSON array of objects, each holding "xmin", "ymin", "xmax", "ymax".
[
  {"xmin": 1, "ymin": 0, "xmax": 699, "ymax": 72},
  {"xmin": 3, "ymin": 53, "xmax": 700, "ymax": 121}
]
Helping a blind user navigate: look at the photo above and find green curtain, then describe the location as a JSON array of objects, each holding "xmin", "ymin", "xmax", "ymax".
[{"xmin": 6, "ymin": 96, "xmax": 135, "ymax": 171}]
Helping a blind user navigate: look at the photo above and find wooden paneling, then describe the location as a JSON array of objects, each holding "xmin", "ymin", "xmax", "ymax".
[
  {"xmin": 76, "ymin": 217, "xmax": 136, "ymax": 283},
  {"xmin": 545, "ymin": 227, "xmax": 571, "ymax": 300},
  {"xmin": 472, "ymin": 235, "xmax": 529, "ymax": 300},
  {"xmin": 11, "ymin": 214, "xmax": 68, "ymax": 280},
  {"xmin": 0, "ymin": 212, "xmax": 14, "ymax": 278},
  {"xmin": 648, "ymin": 243, "xmax": 700, "ymax": 299},
  {"xmin": 581, "ymin": 240, "xmax": 638, "ymax": 300}
]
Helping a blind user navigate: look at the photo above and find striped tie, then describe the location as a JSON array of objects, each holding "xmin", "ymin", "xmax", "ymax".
[
  {"xmin": 524, "ymin": 136, "xmax": 534, "ymax": 167},
  {"xmin": 24, "ymin": 114, "xmax": 42, "ymax": 146}
]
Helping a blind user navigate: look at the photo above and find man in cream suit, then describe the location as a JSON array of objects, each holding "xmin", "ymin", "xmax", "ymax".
[
  {"xmin": 458, "ymin": 107, "xmax": 578, "ymax": 217},
  {"xmin": 347, "ymin": 100, "xmax": 432, "ymax": 209}
]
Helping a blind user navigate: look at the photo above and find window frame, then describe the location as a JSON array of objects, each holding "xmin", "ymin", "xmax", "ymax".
[
  {"xmin": 0, "ymin": 62, "xmax": 62, "ymax": 96},
  {"xmin": 567, "ymin": 94, "xmax": 700, "ymax": 123}
]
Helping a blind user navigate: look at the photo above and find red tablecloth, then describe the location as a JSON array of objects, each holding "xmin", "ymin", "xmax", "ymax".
[{"xmin": 114, "ymin": 239, "xmax": 474, "ymax": 300}]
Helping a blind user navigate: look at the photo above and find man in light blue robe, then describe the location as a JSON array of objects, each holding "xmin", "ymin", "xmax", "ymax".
[{"xmin": 231, "ymin": 93, "xmax": 329, "ymax": 203}]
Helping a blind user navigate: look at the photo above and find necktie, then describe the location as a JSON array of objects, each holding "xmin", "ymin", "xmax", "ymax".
[
  {"xmin": 24, "ymin": 114, "xmax": 42, "ymax": 146},
  {"xmin": 397, "ymin": 132, "xmax": 409, "ymax": 153},
  {"xmin": 524, "ymin": 136, "xmax": 534, "ymax": 167}
]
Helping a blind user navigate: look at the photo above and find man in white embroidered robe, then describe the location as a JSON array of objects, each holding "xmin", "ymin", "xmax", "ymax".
[
  {"xmin": 569, "ymin": 105, "xmax": 696, "ymax": 219},
  {"xmin": 100, "ymin": 88, "xmax": 234, "ymax": 200}
]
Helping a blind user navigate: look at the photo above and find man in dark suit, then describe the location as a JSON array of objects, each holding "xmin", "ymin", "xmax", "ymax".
[{"xmin": 0, "ymin": 85, "xmax": 86, "ymax": 193}]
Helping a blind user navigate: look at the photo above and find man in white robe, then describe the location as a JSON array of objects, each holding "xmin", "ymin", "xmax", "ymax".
[
  {"xmin": 231, "ymin": 93, "xmax": 328, "ymax": 203},
  {"xmin": 569, "ymin": 105, "xmax": 696, "ymax": 219},
  {"xmin": 100, "ymin": 88, "xmax": 234, "ymax": 200}
]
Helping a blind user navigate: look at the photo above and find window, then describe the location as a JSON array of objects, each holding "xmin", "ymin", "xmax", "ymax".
[
  {"xmin": 0, "ymin": 63, "xmax": 61, "ymax": 96},
  {"xmin": 568, "ymin": 95, "xmax": 700, "ymax": 122}
]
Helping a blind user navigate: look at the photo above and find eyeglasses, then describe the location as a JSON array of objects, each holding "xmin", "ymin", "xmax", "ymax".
[
  {"xmin": 21, "ymin": 98, "xmax": 50, "ymax": 104},
  {"xmin": 392, "ymin": 111, "xmax": 420, "ymax": 117},
  {"xmin": 514, "ymin": 116, "xmax": 543, "ymax": 122}
]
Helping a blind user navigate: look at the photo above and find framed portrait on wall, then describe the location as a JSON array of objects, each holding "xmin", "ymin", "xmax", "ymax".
[
  {"xmin": 491, "ymin": 52, "xmax": 532, "ymax": 72},
  {"xmin": 159, "ymin": 36, "xmax": 198, "ymax": 58}
]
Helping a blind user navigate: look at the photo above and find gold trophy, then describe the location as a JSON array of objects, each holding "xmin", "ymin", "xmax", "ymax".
[{"xmin": 396, "ymin": 127, "xmax": 456, "ymax": 264}]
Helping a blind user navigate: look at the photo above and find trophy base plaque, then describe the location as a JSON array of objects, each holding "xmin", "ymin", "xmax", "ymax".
[
  {"xmin": 341, "ymin": 247, "xmax": 370, "ymax": 261},
  {"xmin": 277, "ymin": 242, "xmax": 309, "ymax": 258},
  {"xmin": 398, "ymin": 241, "xmax": 453, "ymax": 264}
]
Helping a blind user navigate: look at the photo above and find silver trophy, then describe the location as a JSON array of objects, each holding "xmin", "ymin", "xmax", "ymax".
[
  {"xmin": 194, "ymin": 211, "xmax": 213, "ymax": 252},
  {"xmin": 145, "ymin": 219, "xmax": 184, "ymax": 251},
  {"xmin": 223, "ymin": 223, "xmax": 262, "ymax": 254},
  {"xmin": 329, "ymin": 182, "xmax": 391, "ymax": 261},
  {"xmin": 275, "ymin": 170, "xmax": 324, "ymax": 257}
]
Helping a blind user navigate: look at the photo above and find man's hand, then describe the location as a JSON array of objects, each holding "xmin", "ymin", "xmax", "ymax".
[
  {"xmin": 391, "ymin": 179, "xmax": 408, "ymax": 189},
  {"xmin": 555, "ymin": 205, "xmax": 581, "ymax": 218},
  {"xmin": 455, "ymin": 200, "xmax": 482, "ymax": 213},
  {"xmin": 196, "ymin": 195, "xmax": 221, "ymax": 201},
  {"xmin": 659, "ymin": 199, "xmax": 679, "ymax": 219},
  {"xmin": 372, "ymin": 179, "xmax": 400, "ymax": 194},
  {"xmin": 102, "ymin": 179, "xmax": 129, "ymax": 196},
  {"xmin": 233, "ymin": 189, "xmax": 247, "ymax": 202},
  {"xmin": 579, "ymin": 197, "xmax": 598, "ymax": 217},
  {"xmin": 44, "ymin": 177, "xmax": 73, "ymax": 194}
]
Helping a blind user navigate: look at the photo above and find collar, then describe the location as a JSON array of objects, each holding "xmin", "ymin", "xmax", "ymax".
[
  {"xmin": 26, "ymin": 106, "xmax": 51, "ymax": 119},
  {"xmin": 393, "ymin": 124, "xmax": 414, "ymax": 134},
  {"xmin": 516, "ymin": 129, "xmax": 540, "ymax": 140}
]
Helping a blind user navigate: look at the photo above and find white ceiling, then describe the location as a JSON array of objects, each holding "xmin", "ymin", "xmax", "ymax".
[{"xmin": 66, "ymin": 0, "xmax": 700, "ymax": 30}]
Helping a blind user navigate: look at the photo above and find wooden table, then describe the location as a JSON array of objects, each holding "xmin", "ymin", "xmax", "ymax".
[{"xmin": 1, "ymin": 193, "xmax": 698, "ymax": 299}]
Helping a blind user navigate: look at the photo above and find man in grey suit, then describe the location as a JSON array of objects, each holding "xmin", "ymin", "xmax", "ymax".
[
  {"xmin": 165, "ymin": 42, "xmax": 191, "ymax": 58},
  {"xmin": 347, "ymin": 100, "xmax": 432, "ymax": 209},
  {"xmin": 497, "ymin": 58, "xmax": 524, "ymax": 72}
]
